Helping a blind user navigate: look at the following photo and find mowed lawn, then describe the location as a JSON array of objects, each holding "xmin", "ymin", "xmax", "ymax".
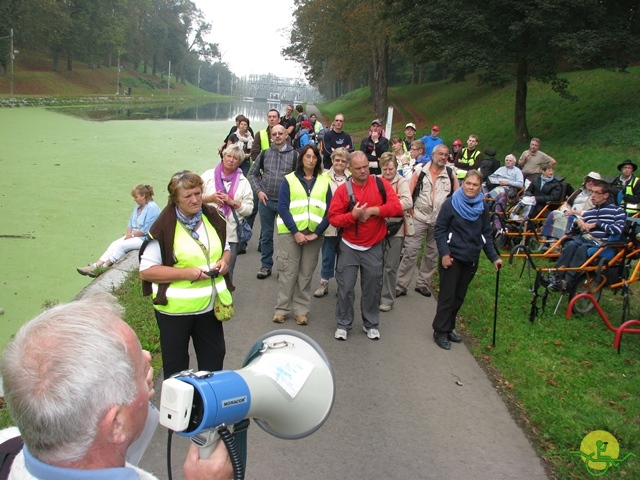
[{"xmin": 0, "ymin": 107, "xmax": 240, "ymax": 348}]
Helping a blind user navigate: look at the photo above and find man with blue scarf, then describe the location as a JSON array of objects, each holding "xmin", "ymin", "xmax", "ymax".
[{"xmin": 432, "ymin": 170, "xmax": 502, "ymax": 350}]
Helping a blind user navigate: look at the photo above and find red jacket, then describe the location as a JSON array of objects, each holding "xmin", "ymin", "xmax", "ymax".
[{"xmin": 328, "ymin": 176, "xmax": 403, "ymax": 247}]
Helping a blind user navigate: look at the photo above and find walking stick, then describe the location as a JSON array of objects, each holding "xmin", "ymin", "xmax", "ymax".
[{"xmin": 492, "ymin": 265, "xmax": 501, "ymax": 347}]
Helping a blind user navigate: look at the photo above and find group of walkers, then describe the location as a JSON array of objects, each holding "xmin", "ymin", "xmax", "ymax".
[{"xmin": 75, "ymin": 106, "xmax": 640, "ymax": 380}]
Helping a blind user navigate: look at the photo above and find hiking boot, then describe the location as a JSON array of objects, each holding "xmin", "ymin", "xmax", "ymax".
[
  {"xmin": 415, "ymin": 286, "xmax": 432, "ymax": 297},
  {"xmin": 77, "ymin": 264, "xmax": 98, "ymax": 277},
  {"xmin": 448, "ymin": 331, "xmax": 463, "ymax": 343},
  {"xmin": 363, "ymin": 326, "xmax": 380, "ymax": 340},
  {"xmin": 314, "ymin": 281, "xmax": 329, "ymax": 297},
  {"xmin": 272, "ymin": 314, "xmax": 285, "ymax": 323},
  {"xmin": 334, "ymin": 328, "xmax": 347, "ymax": 341},
  {"xmin": 257, "ymin": 267, "xmax": 272, "ymax": 279},
  {"xmin": 395, "ymin": 287, "xmax": 407, "ymax": 297},
  {"xmin": 433, "ymin": 332, "xmax": 451, "ymax": 350},
  {"xmin": 295, "ymin": 315, "xmax": 308, "ymax": 325},
  {"xmin": 379, "ymin": 304, "xmax": 392, "ymax": 312}
]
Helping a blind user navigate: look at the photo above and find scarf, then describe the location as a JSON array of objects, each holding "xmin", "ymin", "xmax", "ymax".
[
  {"xmin": 214, "ymin": 163, "xmax": 240, "ymax": 217},
  {"xmin": 175, "ymin": 206, "xmax": 203, "ymax": 239},
  {"xmin": 451, "ymin": 187, "xmax": 485, "ymax": 221},
  {"xmin": 235, "ymin": 130, "xmax": 253, "ymax": 151}
]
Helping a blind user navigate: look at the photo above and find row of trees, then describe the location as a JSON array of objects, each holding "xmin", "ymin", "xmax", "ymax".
[
  {"xmin": 0, "ymin": 0, "xmax": 233, "ymax": 91},
  {"xmin": 284, "ymin": 0, "xmax": 640, "ymax": 140}
]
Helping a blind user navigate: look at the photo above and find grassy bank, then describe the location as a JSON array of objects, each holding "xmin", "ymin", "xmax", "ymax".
[
  {"xmin": 319, "ymin": 67, "xmax": 640, "ymax": 189},
  {"xmin": 317, "ymin": 68, "xmax": 640, "ymax": 478},
  {"xmin": 0, "ymin": 53, "xmax": 221, "ymax": 100}
]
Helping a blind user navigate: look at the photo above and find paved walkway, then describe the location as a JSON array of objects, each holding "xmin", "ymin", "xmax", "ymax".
[{"xmin": 84, "ymin": 223, "xmax": 549, "ymax": 479}]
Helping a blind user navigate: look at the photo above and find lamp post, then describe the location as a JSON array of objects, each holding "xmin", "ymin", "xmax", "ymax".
[
  {"xmin": 116, "ymin": 51, "xmax": 121, "ymax": 95},
  {"xmin": 0, "ymin": 29, "xmax": 15, "ymax": 95},
  {"xmin": 197, "ymin": 65, "xmax": 202, "ymax": 92}
]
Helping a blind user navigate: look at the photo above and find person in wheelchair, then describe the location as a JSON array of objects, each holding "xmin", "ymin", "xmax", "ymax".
[
  {"xmin": 548, "ymin": 181, "xmax": 626, "ymax": 291},
  {"xmin": 523, "ymin": 162, "xmax": 563, "ymax": 219}
]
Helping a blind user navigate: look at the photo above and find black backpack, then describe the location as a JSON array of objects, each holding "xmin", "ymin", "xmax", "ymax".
[
  {"xmin": 412, "ymin": 165, "xmax": 455, "ymax": 205},
  {"xmin": 0, "ymin": 435, "xmax": 23, "ymax": 479}
]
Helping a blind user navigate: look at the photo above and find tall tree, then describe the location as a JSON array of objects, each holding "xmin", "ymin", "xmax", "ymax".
[
  {"xmin": 284, "ymin": 0, "xmax": 390, "ymax": 119},
  {"xmin": 388, "ymin": 0, "xmax": 640, "ymax": 141}
]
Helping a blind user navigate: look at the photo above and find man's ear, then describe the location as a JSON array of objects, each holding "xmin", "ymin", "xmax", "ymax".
[{"xmin": 100, "ymin": 405, "xmax": 127, "ymax": 445}]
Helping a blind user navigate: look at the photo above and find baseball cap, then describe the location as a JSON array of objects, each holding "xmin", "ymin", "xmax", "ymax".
[
  {"xmin": 301, "ymin": 120, "xmax": 313, "ymax": 130},
  {"xmin": 405, "ymin": 123, "xmax": 416, "ymax": 130},
  {"xmin": 371, "ymin": 119, "xmax": 382, "ymax": 126},
  {"xmin": 452, "ymin": 139, "xmax": 462, "ymax": 146},
  {"xmin": 431, "ymin": 125, "xmax": 440, "ymax": 132}
]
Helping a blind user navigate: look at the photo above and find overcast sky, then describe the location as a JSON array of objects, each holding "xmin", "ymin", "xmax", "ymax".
[{"xmin": 195, "ymin": 0, "xmax": 304, "ymax": 80}]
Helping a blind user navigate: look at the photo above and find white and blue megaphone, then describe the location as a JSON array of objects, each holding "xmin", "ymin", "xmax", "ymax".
[{"xmin": 159, "ymin": 329, "xmax": 335, "ymax": 464}]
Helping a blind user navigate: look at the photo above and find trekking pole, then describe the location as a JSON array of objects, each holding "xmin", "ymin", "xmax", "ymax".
[{"xmin": 492, "ymin": 265, "xmax": 501, "ymax": 347}]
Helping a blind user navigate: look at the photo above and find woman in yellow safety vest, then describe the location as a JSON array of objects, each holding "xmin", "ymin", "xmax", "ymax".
[
  {"xmin": 139, "ymin": 171, "xmax": 233, "ymax": 378},
  {"xmin": 273, "ymin": 145, "xmax": 332, "ymax": 326}
]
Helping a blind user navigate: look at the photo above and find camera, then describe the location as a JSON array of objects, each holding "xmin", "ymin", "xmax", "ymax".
[{"xmin": 205, "ymin": 269, "xmax": 220, "ymax": 278}]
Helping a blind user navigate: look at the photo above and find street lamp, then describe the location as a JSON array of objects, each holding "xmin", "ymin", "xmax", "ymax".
[
  {"xmin": 197, "ymin": 65, "xmax": 202, "ymax": 93},
  {"xmin": 0, "ymin": 29, "xmax": 15, "ymax": 95},
  {"xmin": 116, "ymin": 51, "xmax": 121, "ymax": 95}
]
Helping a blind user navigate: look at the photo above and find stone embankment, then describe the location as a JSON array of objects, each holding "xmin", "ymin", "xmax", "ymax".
[{"xmin": 0, "ymin": 95, "xmax": 199, "ymax": 108}]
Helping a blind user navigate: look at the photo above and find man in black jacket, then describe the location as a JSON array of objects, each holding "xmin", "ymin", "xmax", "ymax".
[{"xmin": 360, "ymin": 119, "xmax": 389, "ymax": 175}]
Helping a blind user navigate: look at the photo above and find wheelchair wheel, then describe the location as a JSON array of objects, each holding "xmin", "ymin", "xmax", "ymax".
[
  {"xmin": 571, "ymin": 273, "xmax": 602, "ymax": 314},
  {"xmin": 527, "ymin": 235, "xmax": 545, "ymax": 253}
]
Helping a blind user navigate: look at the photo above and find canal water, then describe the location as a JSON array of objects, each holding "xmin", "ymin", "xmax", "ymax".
[{"xmin": 1, "ymin": 101, "xmax": 269, "ymax": 348}]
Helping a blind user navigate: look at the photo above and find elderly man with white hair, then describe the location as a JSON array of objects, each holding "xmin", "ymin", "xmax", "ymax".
[
  {"xmin": 0, "ymin": 293, "xmax": 232, "ymax": 480},
  {"xmin": 486, "ymin": 154, "xmax": 524, "ymax": 197}
]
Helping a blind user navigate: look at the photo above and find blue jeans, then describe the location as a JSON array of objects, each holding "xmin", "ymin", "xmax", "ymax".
[
  {"xmin": 258, "ymin": 199, "xmax": 278, "ymax": 269},
  {"xmin": 320, "ymin": 236, "xmax": 340, "ymax": 279}
]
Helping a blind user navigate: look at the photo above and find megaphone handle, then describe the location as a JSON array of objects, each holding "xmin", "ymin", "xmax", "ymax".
[{"xmin": 191, "ymin": 429, "xmax": 220, "ymax": 459}]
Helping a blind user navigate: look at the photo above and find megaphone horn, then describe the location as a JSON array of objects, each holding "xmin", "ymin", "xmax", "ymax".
[{"xmin": 159, "ymin": 330, "xmax": 335, "ymax": 440}]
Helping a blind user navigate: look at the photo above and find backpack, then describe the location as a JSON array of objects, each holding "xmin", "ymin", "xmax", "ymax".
[
  {"xmin": 343, "ymin": 176, "xmax": 397, "ymax": 237},
  {"xmin": 412, "ymin": 165, "xmax": 455, "ymax": 205},
  {"xmin": 0, "ymin": 435, "xmax": 24, "ymax": 479}
]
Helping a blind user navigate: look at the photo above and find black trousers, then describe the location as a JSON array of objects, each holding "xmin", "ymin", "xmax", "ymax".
[
  {"xmin": 432, "ymin": 258, "xmax": 478, "ymax": 334},
  {"xmin": 155, "ymin": 309, "xmax": 226, "ymax": 379}
]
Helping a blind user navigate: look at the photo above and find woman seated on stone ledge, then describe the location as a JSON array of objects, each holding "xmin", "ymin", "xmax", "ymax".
[{"xmin": 77, "ymin": 184, "xmax": 161, "ymax": 277}]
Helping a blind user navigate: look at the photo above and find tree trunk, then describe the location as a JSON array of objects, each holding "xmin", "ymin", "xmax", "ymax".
[
  {"xmin": 370, "ymin": 33, "xmax": 389, "ymax": 121},
  {"xmin": 514, "ymin": 56, "xmax": 530, "ymax": 142},
  {"xmin": 52, "ymin": 51, "xmax": 59, "ymax": 72},
  {"xmin": 67, "ymin": 55, "xmax": 73, "ymax": 71}
]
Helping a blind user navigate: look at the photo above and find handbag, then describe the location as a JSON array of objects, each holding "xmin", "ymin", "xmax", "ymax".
[
  {"xmin": 385, "ymin": 219, "xmax": 404, "ymax": 238},
  {"xmin": 222, "ymin": 183, "xmax": 252, "ymax": 243},
  {"xmin": 213, "ymin": 294, "xmax": 235, "ymax": 322}
]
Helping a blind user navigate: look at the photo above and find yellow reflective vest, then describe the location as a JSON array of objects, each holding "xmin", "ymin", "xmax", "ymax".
[
  {"xmin": 152, "ymin": 217, "xmax": 232, "ymax": 314},
  {"xmin": 623, "ymin": 177, "xmax": 639, "ymax": 214},
  {"xmin": 276, "ymin": 172, "xmax": 330, "ymax": 234},
  {"xmin": 259, "ymin": 128, "xmax": 270, "ymax": 151},
  {"xmin": 456, "ymin": 148, "xmax": 481, "ymax": 178}
]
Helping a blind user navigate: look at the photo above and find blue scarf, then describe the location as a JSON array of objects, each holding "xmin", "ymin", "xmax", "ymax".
[
  {"xmin": 176, "ymin": 207, "xmax": 203, "ymax": 239},
  {"xmin": 451, "ymin": 187, "xmax": 485, "ymax": 221}
]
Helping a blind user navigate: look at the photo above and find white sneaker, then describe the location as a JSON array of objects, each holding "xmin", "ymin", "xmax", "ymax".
[
  {"xmin": 334, "ymin": 328, "xmax": 347, "ymax": 341},
  {"xmin": 363, "ymin": 326, "xmax": 380, "ymax": 340},
  {"xmin": 379, "ymin": 304, "xmax": 392, "ymax": 312}
]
